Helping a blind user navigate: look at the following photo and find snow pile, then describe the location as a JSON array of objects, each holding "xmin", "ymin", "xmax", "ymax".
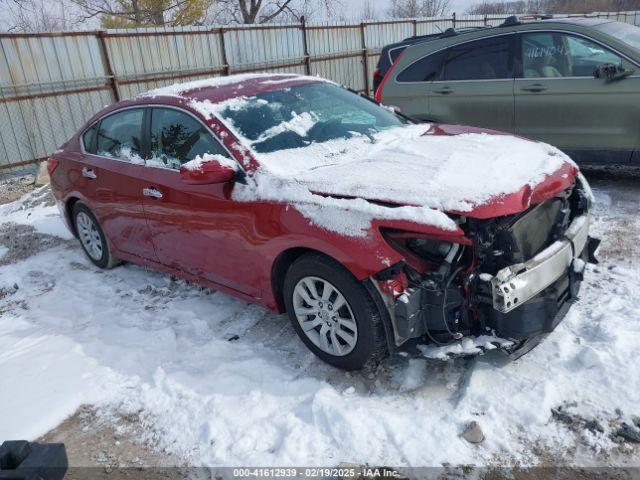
[
  {"xmin": 181, "ymin": 153, "xmax": 238, "ymax": 172},
  {"xmin": 258, "ymin": 111, "xmax": 318, "ymax": 141},
  {"xmin": 1, "ymin": 182, "xmax": 640, "ymax": 467},
  {"xmin": 99, "ymin": 146, "xmax": 145, "ymax": 165},
  {"xmin": 419, "ymin": 336, "xmax": 514, "ymax": 360}
]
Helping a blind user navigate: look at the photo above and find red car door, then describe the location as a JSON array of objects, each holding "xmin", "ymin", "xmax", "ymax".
[
  {"xmin": 139, "ymin": 107, "xmax": 260, "ymax": 297},
  {"xmin": 75, "ymin": 108, "xmax": 157, "ymax": 261}
]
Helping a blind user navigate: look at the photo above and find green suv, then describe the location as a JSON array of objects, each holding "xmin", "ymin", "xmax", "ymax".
[{"xmin": 375, "ymin": 17, "xmax": 640, "ymax": 166}]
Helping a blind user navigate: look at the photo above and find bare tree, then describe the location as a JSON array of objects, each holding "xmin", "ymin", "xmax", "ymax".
[
  {"xmin": 69, "ymin": 0, "xmax": 212, "ymax": 28},
  {"xmin": 361, "ymin": 0, "xmax": 376, "ymax": 20},
  {"xmin": 467, "ymin": 0, "xmax": 524, "ymax": 14},
  {"xmin": 1, "ymin": 0, "xmax": 77, "ymax": 31},
  {"xmin": 387, "ymin": 0, "xmax": 450, "ymax": 19},
  {"xmin": 210, "ymin": 0, "xmax": 338, "ymax": 24}
]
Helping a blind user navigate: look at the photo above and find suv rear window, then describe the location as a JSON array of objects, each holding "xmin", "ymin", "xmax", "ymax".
[
  {"xmin": 442, "ymin": 36, "xmax": 512, "ymax": 80},
  {"xmin": 397, "ymin": 51, "xmax": 445, "ymax": 82}
]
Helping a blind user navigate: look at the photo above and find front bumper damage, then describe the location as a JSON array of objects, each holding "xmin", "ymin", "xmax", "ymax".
[{"xmin": 382, "ymin": 177, "xmax": 600, "ymax": 360}]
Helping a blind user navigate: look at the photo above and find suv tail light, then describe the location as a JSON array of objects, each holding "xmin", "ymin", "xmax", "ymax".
[
  {"xmin": 374, "ymin": 51, "xmax": 405, "ymax": 102},
  {"xmin": 47, "ymin": 157, "xmax": 59, "ymax": 175}
]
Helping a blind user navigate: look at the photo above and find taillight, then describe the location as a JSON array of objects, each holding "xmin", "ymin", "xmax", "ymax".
[
  {"xmin": 374, "ymin": 50, "xmax": 406, "ymax": 102},
  {"xmin": 47, "ymin": 157, "xmax": 59, "ymax": 175}
]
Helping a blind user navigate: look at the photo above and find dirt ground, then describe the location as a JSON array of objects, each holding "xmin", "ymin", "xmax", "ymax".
[
  {"xmin": 0, "ymin": 172, "xmax": 37, "ymax": 205},
  {"xmin": 38, "ymin": 407, "xmax": 186, "ymax": 476}
]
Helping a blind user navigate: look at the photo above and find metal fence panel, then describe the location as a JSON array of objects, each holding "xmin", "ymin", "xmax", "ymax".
[
  {"xmin": 0, "ymin": 10, "xmax": 636, "ymax": 171},
  {"xmin": 223, "ymin": 24, "xmax": 304, "ymax": 72}
]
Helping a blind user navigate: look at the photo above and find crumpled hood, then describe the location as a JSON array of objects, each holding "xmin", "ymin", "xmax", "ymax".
[{"xmin": 256, "ymin": 123, "xmax": 578, "ymax": 219}]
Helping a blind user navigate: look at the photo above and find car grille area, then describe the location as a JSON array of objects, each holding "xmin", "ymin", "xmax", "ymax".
[{"xmin": 498, "ymin": 197, "xmax": 567, "ymax": 264}]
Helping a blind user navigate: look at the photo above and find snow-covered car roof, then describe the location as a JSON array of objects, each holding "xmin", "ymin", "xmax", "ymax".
[{"xmin": 140, "ymin": 73, "xmax": 327, "ymax": 104}]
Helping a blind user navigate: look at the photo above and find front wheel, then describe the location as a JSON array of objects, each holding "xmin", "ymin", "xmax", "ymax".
[{"xmin": 283, "ymin": 253, "xmax": 387, "ymax": 370}]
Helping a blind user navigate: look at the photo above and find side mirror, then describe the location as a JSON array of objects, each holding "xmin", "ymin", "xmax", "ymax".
[
  {"xmin": 594, "ymin": 63, "xmax": 635, "ymax": 81},
  {"xmin": 180, "ymin": 156, "xmax": 236, "ymax": 185}
]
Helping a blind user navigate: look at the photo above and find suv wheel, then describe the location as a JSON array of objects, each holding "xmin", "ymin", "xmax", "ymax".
[
  {"xmin": 283, "ymin": 253, "xmax": 387, "ymax": 370},
  {"xmin": 73, "ymin": 203, "xmax": 119, "ymax": 269}
]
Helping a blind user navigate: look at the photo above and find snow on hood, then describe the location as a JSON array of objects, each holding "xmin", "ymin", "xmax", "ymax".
[
  {"xmin": 255, "ymin": 124, "xmax": 574, "ymax": 214},
  {"xmin": 231, "ymin": 124, "xmax": 575, "ymax": 237}
]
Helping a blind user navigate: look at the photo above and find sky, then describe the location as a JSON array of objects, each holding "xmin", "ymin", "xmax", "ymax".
[
  {"xmin": 344, "ymin": 0, "xmax": 487, "ymax": 17},
  {"xmin": 0, "ymin": 0, "xmax": 489, "ymax": 31}
]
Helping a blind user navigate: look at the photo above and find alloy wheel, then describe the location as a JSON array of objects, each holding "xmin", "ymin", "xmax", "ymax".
[
  {"xmin": 292, "ymin": 276, "xmax": 358, "ymax": 356},
  {"xmin": 76, "ymin": 211, "xmax": 103, "ymax": 261}
]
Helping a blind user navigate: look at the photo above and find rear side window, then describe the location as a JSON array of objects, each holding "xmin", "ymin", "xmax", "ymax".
[
  {"xmin": 82, "ymin": 124, "xmax": 97, "ymax": 154},
  {"xmin": 96, "ymin": 109, "xmax": 144, "ymax": 162},
  {"xmin": 442, "ymin": 36, "xmax": 512, "ymax": 80},
  {"xmin": 397, "ymin": 51, "xmax": 445, "ymax": 82},
  {"xmin": 149, "ymin": 108, "xmax": 230, "ymax": 170}
]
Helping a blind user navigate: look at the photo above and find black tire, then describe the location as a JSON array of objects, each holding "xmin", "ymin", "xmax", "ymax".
[
  {"xmin": 283, "ymin": 252, "xmax": 387, "ymax": 370},
  {"xmin": 72, "ymin": 202, "xmax": 119, "ymax": 269}
]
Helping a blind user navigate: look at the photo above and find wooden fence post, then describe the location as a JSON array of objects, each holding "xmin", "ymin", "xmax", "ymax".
[
  {"xmin": 301, "ymin": 16, "xmax": 312, "ymax": 75},
  {"xmin": 218, "ymin": 27, "xmax": 230, "ymax": 76},
  {"xmin": 97, "ymin": 31, "xmax": 120, "ymax": 102}
]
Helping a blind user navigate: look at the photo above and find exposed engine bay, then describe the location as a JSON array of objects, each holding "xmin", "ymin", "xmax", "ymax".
[{"xmin": 377, "ymin": 174, "xmax": 600, "ymax": 359}]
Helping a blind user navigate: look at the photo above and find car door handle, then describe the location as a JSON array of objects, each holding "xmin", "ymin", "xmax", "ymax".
[
  {"xmin": 434, "ymin": 87, "xmax": 454, "ymax": 94},
  {"xmin": 142, "ymin": 187, "xmax": 163, "ymax": 199},
  {"xmin": 521, "ymin": 84, "xmax": 547, "ymax": 93},
  {"xmin": 81, "ymin": 167, "xmax": 97, "ymax": 179}
]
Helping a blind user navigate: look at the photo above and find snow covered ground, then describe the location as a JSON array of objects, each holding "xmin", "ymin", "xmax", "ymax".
[{"xmin": 0, "ymin": 174, "xmax": 639, "ymax": 469}]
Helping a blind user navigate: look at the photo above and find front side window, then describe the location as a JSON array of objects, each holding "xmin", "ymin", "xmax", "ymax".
[
  {"xmin": 217, "ymin": 82, "xmax": 408, "ymax": 154},
  {"xmin": 397, "ymin": 50, "xmax": 445, "ymax": 82},
  {"xmin": 96, "ymin": 109, "xmax": 144, "ymax": 162},
  {"xmin": 521, "ymin": 32, "xmax": 633, "ymax": 78},
  {"xmin": 442, "ymin": 36, "xmax": 512, "ymax": 81},
  {"xmin": 149, "ymin": 108, "xmax": 230, "ymax": 170}
]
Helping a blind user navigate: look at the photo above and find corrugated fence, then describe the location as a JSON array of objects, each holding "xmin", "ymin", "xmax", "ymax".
[{"xmin": 1, "ymin": 11, "xmax": 638, "ymax": 171}]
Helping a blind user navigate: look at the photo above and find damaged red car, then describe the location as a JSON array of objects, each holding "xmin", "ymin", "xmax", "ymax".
[{"xmin": 48, "ymin": 73, "xmax": 599, "ymax": 370}]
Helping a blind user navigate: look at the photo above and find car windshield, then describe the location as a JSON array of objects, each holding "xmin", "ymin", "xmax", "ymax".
[
  {"xmin": 595, "ymin": 21, "xmax": 640, "ymax": 51},
  {"xmin": 217, "ymin": 82, "xmax": 408, "ymax": 153}
]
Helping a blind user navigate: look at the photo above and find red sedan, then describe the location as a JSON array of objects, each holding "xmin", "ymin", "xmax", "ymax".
[{"xmin": 49, "ymin": 73, "xmax": 598, "ymax": 369}]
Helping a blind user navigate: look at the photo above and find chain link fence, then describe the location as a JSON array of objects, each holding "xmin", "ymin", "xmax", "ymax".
[{"xmin": 1, "ymin": 10, "xmax": 638, "ymax": 172}]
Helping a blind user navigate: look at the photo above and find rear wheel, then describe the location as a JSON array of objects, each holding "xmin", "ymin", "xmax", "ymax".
[
  {"xmin": 283, "ymin": 253, "xmax": 387, "ymax": 370},
  {"xmin": 73, "ymin": 203, "xmax": 119, "ymax": 269}
]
